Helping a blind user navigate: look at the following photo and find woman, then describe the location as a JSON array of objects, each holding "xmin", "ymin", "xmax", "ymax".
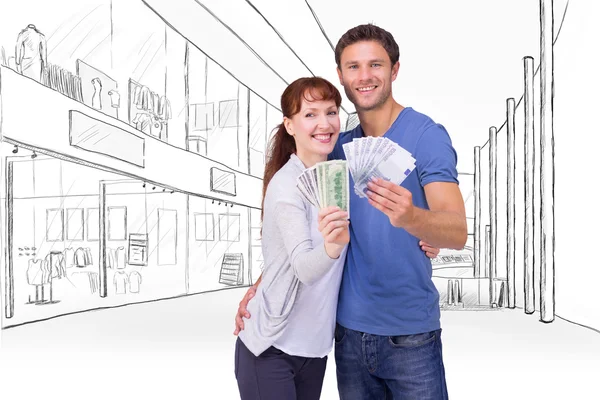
[{"xmin": 234, "ymin": 77, "xmax": 439, "ymax": 400}]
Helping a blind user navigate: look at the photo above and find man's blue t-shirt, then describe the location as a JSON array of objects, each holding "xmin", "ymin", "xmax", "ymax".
[{"xmin": 329, "ymin": 107, "xmax": 459, "ymax": 336}]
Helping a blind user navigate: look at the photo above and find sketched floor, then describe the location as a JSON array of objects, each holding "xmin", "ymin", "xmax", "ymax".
[{"xmin": 1, "ymin": 289, "xmax": 599, "ymax": 400}]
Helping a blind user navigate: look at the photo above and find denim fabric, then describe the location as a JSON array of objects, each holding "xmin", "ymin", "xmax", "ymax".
[{"xmin": 334, "ymin": 324, "xmax": 448, "ymax": 399}]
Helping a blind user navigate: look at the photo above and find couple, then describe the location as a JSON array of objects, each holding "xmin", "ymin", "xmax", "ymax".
[{"xmin": 233, "ymin": 23, "xmax": 467, "ymax": 400}]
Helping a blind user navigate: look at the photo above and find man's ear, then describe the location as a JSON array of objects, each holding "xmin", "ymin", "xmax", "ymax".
[
  {"xmin": 391, "ymin": 61, "xmax": 400, "ymax": 82},
  {"xmin": 337, "ymin": 67, "xmax": 343, "ymax": 85}
]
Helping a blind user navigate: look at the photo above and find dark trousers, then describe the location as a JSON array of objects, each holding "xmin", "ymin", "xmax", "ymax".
[
  {"xmin": 334, "ymin": 324, "xmax": 448, "ymax": 400},
  {"xmin": 235, "ymin": 337, "xmax": 327, "ymax": 400}
]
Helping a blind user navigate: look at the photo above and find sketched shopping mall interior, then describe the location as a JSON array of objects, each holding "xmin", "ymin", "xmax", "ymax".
[{"xmin": 1, "ymin": 0, "xmax": 597, "ymax": 335}]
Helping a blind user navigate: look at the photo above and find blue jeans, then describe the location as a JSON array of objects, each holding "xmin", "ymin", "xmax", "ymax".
[{"xmin": 334, "ymin": 323, "xmax": 448, "ymax": 399}]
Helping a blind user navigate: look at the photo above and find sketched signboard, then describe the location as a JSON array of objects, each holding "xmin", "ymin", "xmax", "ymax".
[
  {"xmin": 210, "ymin": 167, "xmax": 236, "ymax": 196},
  {"xmin": 69, "ymin": 110, "xmax": 145, "ymax": 168}
]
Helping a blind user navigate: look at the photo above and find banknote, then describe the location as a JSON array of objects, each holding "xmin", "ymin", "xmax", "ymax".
[
  {"xmin": 296, "ymin": 160, "xmax": 350, "ymax": 217},
  {"xmin": 322, "ymin": 161, "xmax": 349, "ymax": 213},
  {"xmin": 343, "ymin": 137, "xmax": 416, "ymax": 198}
]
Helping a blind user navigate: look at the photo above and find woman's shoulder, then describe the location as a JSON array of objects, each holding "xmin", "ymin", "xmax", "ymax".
[{"xmin": 265, "ymin": 160, "xmax": 303, "ymax": 204}]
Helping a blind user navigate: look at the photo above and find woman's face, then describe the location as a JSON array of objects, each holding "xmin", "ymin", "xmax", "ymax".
[{"xmin": 284, "ymin": 97, "xmax": 340, "ymax": 166}]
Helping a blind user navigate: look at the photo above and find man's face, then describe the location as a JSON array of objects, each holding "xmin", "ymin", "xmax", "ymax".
[{"xmin": 336, "ymin": 40, "xmax": 399, "ymax": 112}]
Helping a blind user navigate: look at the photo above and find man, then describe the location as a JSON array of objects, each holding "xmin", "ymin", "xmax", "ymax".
[{"xmin": 235, "ymin": 24, "xmax": 466, "ymax": 399}]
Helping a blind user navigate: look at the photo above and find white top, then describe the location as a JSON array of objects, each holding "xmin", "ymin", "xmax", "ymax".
[{"xmin": 238, "ymin": 154, "xmax": 347, "ymax": 358}]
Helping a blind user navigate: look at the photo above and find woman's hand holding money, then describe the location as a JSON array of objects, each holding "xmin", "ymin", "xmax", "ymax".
[{"xmin": 318, "ymin": 206, "xmax": 350, "ymax": 259}]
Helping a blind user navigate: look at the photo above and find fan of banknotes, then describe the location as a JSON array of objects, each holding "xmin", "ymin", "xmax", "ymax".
[
  {"xmin": 296, "ymin": 160, "xmax": 350, "ymax": 214},
  {"xmin": 295, "ymin": 137, "xmax": 417, "ymax": 212},
  {"xmin": 343, "ymin": 137, "xmax": 416, "ymax": 198}
]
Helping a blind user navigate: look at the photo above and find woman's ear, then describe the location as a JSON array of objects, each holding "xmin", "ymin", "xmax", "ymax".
[{"xmin": 283, "ymin": 117, "xmax": 294, "ymax": 137}]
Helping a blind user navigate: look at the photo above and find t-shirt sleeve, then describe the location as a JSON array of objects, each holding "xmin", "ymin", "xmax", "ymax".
[{"xmin": 414, "ymin": 124, "xmax": 459, "ymax": 186}]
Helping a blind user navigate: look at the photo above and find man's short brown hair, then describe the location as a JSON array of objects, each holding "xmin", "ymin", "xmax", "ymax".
[{"xmin": 334, "ymin": 23, "xmax": 400, "ymax": 68}]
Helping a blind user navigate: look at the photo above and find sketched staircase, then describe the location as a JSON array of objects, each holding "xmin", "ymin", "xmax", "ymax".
[{"xmin": 219, "ymin": 253, "xmax": 244, "ymax": 286}]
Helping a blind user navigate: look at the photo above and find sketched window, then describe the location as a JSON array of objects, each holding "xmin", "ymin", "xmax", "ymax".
[
  {"xmin": 87, "ymin": 208, "xmax": 99, "ymax": 241},
  {"xmin": 219, "ymin": 100, "xmax": 238, "ymax": 128},
  {"xmin": 188, "ymin": 137, "xmax": 207, "ymax": 156},
  {"xmin": 66, "ymin": 208, "xmax": 84, "ymax": 241},
  {"xmin": 219, "ymin": 213, "xmax": 240, "ymax": 242},
  {"xmin": 108, "ymin": 206, "xmax": 127, "ymax": 241},
  {"xmin": 195, "ymin": 213, "xmax": 214, "ymax": 241},
  {"xmin": 157, "ymin": 209, "xmax": 177, "ymax": 266},
  {"xmin": 46, "ymin": 209, "xmax": 64, "ymax": 242},
  {"xmin": 190, "ymin": 102, "xmax": 214, "ymax": 132}
]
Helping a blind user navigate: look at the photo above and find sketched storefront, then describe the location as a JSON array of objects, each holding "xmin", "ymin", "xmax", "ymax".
[
  {"xmin": 0, "ymin": 2, "xmax": 272, "ymax": 328},
  {"xmin": 0, "ymin": 66, "xmax": 260, "ymax": 328}
]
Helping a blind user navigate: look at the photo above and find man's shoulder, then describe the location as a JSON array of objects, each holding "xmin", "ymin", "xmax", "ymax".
[
  {"xmin": 398, "ymin": 107, "xmax": 452, "ymax": 147},
  {"xmin": 339, "ymin": 126, "xmax": 360, "ymax": 143},
  {"xmin": 330, "ymin": 126, "xmax": 360, "ymax": 160},
  {"xmin": 399, "ymin": 107, "xmax": 440, "ymax": 131}
]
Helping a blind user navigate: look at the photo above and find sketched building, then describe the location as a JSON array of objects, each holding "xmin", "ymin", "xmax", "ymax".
[{"xmin": 0, "ymin": 0, "xmax": 332, "ymax": 328}]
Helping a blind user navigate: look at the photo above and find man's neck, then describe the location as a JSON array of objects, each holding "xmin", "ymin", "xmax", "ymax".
[{"xmin": 358, "ymin": 99, "xmax": 405, "ymax": 137}]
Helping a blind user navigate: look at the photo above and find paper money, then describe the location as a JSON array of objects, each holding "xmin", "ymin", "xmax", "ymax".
[
  {"xmin": 343, "ymin": 137, "xmax": 416, "ymax": 198},
  {"xmin": 323, "ymin": 161, "xmax": 349, "ymax": 212},
  {"xmin": 296, "ymin": 160, "xmax": 350, "ymax": 217}
]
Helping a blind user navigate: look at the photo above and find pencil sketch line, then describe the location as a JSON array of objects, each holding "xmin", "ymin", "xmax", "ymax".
[
  {"xmin": 554, "ymin": 314, "xmax": 600, "ymax": 336},
  {"xmin": 184, "ymin": 41, "xmax": 190, "ymax": 150},
  {"xmin": 506, "ymin": 98, "xmax": 516, "ymax": 309},
  {"xmin": 488, "ymin": 126, "xmax": 497, "ymax": 306},
  {"xmin": 92, "ymin": 132, "xmax": 112, "ymax": 146},
  {"xmin": 243, "ymin": 0, "xmax": 351, "ymax": 117},
  {"xmin": 47, "ymin": 4, "xmax": 104, "ymax": 57},
  {"xmin": 185, "ymin": 197, "xmax": 190, "ymax": 293},
  {"xmin": 81, "ymin": 34, "xmax": 111, "ymax": 62},
  {"xmin": 479, "ymin": 0, "xmax": 569, "ymax": 150},
  {"xmin": 1, "ymin": 286, "xmax": 247, "ymax": 330},
  {"xmin": 304, "ymin": 0, "xmax": 335, "ymax": 51},
  {"xmin": 3, "ymin": 138, "xmax": 261, "ymax": 209},
  {"xmin": 193, "ymin": 0, "xmax": 289, "ymax": 85},
  {"xmin": 539, "ymin": 0, "xmax": 555, "ymax": 323},
  {"xmin": 137, "ymin": 41, "xmax": 166, "ymax": 82},
  {"xmin": 141, "ymin": 0, "xmax": 282, "ymax": 113},
  {"xmin": 523, "ymin": 56, "xmax": 536, "ymax": 314},
  {"xmin": 78, "ymin": 126, "xmax": 101, "ymax": 143},
  {"xmin": 138, "ymin": 33, "xmax": 156, "ymax": 56},
  {"xmin": 5, "ymin": 160, "xmax": 14, "ymax": 318},
  {"xmin": 69, "ymin": 20, "xmax": 102, "ymax": 58},
  {"xmin": 236, "ymin": 88, "xmax": 240, "ymax": 168},
  {"xmin": 553, "ymin": 0, "xmax": 569, "ymax": 45},
  {"xmin": 245, "ymin": 0, "xmax": 316, "ymax": 77},
  {"xmin": 132, "ymin": 37, "xmax": 157, "ymax": 75},
  {"xmin": 473, "ymin": 146, "xmax": 481, "ymax": 278},
  {"xmin": 110, "ymin": 0, "xmax": 113, "ymax": 69}
]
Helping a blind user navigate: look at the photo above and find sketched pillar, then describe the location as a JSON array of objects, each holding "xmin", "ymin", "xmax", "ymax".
[
  {"xmin": 489, "ymin": 126, "xmax": 498, "ymax": 306},
  {"xmin": 506, "ymin": 98, "xmax": 516, "ymax": 309},
  {"xmin": 5, "ymin": 160, "xmax": 15, "ymax": 318},
  {"xmin": 99, "ymin": 182, "xmax": 108, "ymax": 298},
  {"xmin": 474, "ymin": 146, "xmax": 481, "ymax": 278},
  {"xmin": 524, "ymin": 56, "xmax": 536, "ymax": 314},
  {"xmin": 540, "ymin": 0, "xmax": 555, "ymax": 323},
  {"xmin": 184, "ymin": 41, "xmax": 190, "ymax": 151}
]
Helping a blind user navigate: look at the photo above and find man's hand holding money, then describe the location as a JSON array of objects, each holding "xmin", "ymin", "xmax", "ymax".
[{"xmin": 365, "ymin": 177, "xmax": 415, "ymax": 229}]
